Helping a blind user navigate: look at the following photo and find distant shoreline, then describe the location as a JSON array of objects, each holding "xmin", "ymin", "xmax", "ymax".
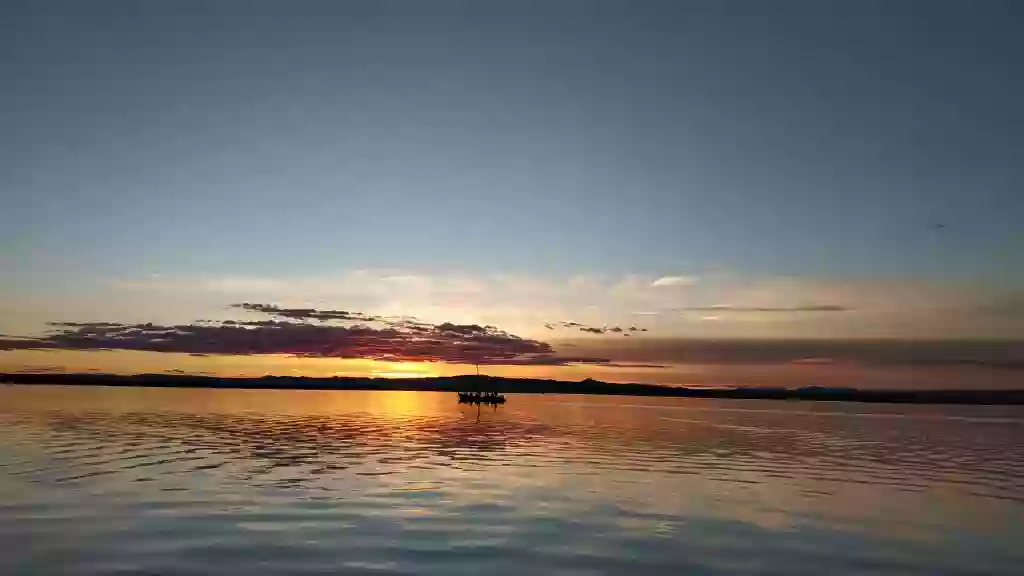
[{"xmin": 3, "ymin": 373, "xmax": 1023, "ymax": 405}]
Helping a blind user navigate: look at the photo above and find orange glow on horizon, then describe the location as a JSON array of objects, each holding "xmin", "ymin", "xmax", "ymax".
[
  {"xmin": 366, "ymin": 361, "xmax": 440, "ymax": 379},
  {"xmin": 6, "ymin": 347, "xmax": 1022, "ymax": 390},
  {"xmin": 1, "ymin": 349, "xmax": 671, "ymax": 384}
]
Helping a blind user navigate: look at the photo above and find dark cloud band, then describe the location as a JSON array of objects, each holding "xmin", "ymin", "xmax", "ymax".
[
  {"xmin": 0, "ymin": 304, "xmax": 665, "ymax": 369},
  {"xmin": 547, "ymin": 321, "xmax": 649, "ymax": 335}
]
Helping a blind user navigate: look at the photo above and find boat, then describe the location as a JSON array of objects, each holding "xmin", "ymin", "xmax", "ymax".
[{"xmin": 457, "ymin": 391, "xmax": 506, "ymax": 405}]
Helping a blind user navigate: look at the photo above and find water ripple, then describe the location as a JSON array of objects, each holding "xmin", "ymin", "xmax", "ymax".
[{"xmin": 1, "ymin": 387, "xmax": 1022, "ymax": 575}]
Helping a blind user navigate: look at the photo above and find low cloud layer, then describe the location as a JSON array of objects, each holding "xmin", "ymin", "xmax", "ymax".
[
  {"xmin": 0, "ymin": 305, "xmax": 663, "ymax": 369},
  {"xmin": 572, "ymin": 338, "xmax": 1024, "ymax": 371},
  {"xmin": 675, "ymin": 305, "xmax": 851, "ymax": 313}
]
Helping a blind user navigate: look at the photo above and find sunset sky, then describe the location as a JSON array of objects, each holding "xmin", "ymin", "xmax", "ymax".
[{"xmin": 2, "ymin": 1, "xmax": 1021, "ymax": 389}]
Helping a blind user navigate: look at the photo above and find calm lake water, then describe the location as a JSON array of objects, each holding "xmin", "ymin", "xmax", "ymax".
[{"xmin": 1, "ymin": 386, "xmax": 1022, "ymax": 575}]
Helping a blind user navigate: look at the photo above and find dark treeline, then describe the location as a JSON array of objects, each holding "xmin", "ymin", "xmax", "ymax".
[{"xmin": 3, "ymin": 372, "xmax": 1023, "ymax": 405}]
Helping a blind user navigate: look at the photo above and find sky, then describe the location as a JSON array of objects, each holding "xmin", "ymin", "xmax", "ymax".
[{"xmin": 2, "ymin": 1, "xmax": 1022, "ymax": 389}]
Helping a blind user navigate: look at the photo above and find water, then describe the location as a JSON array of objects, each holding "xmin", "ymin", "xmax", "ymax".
[{"xmin": 1, "ymin": 386, "xmax": 1022, "ymax": 575}]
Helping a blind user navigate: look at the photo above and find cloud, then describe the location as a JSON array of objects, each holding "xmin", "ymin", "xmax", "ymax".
[
  {"xmin": 46, "ymin": 322, "xmax": 126, "ymax": 328},
  {"xmin": 569, "ymin": 338, "xmax": 1024, "ymax": 370},
  {"xmin": 0, "ymin": 305, "xmax": 669, "ymax": 369},
  {"xmin": 0, "ymin": 320, "xmax": 548, "ymax": 365},
  {"xmin": 651, "ymin": 276, "xmax": 696, "ymax": 287},
  {"xmin": 82, "ymin": 270, "xmax": 1024, "ymax": 340},
  {"xmin": 549, "ymin": 321, "xmax": 649, "ymax": 335},
  {"xmin": 434, "ymin": 322, "xmax": 490, "ymax": 336},
  {"xmin": 677, "ymin": 304, "xmax": 851, "ymax": 313},
  {"xmin": 231, "ymin": 303, "xmax": 381, "ymax": 322}
]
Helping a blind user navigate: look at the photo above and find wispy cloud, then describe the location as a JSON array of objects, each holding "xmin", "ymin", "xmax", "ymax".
[
  {"xmin": 545, "ymin": 320, "xmax": 649, "ymax": 335},
  {"xmin": 230, "ymin": 303, "xmax": 382, "ymax": 322},
  {"xmin": 651, "ymin": 276, "xmax": 696, "ymax": 287},
  {"xmin": 92, "ymin": 270, "xmax": 1024, "ymax": 339}
]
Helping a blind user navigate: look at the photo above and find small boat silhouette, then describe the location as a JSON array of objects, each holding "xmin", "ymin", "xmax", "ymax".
[
  {"xmin": 457, "ymin": 367, "xmax": 506, "ymax": 405},
  {"xmin": 457, "ymin": 391, "xmax": 506, "ymax": 405}
]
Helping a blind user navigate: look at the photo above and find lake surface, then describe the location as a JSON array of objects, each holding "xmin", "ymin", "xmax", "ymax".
[{"xmin": 1, "ymin": 386, "xmax": 1022, "ymax": 575}]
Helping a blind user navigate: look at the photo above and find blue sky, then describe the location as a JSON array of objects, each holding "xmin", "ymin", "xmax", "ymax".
[
  {"xmin": 1, "ymin": 1, "xmax": 1021, "ymax": 386},
  {"xmin": 4, "ymin": 0, "xmax": 1021, "ymax": 280}
]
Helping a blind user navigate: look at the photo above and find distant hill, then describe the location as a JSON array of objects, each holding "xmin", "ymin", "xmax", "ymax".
[{"xmin": 2, "ymin": 372, "xmax": 1023, "ymax": 405}]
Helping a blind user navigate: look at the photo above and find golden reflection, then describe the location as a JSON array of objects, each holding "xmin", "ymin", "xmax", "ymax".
[
  {"xmin": 0, "ymin": 385, "xmax": 452, "ymax": 419},
  {"xmin": 4, "ymin": 383, "xmax": 1019, "ymax": 547},
  {"xmin": 361, "ymin": 390, "xmax": 436, "ymax": 416},
  {"xmin": 368, "ymin": 361, "xmax": 440, "ymax": 379}
]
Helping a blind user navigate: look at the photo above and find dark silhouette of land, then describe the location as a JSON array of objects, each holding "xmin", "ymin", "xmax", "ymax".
[{"xmin": 2, "ymin": 372, "xmax": 1023, "ymax": 405}]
